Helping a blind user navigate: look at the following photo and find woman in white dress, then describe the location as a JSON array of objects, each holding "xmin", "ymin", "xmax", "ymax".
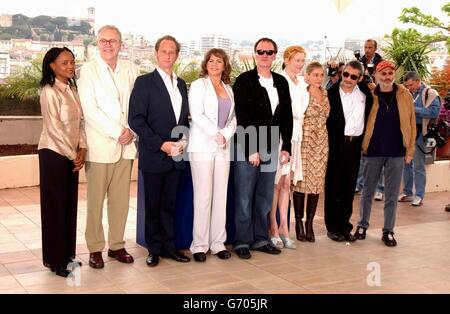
[{"xmin": 269, "ymin": 46, "xmax": 308, "ymax": 248}]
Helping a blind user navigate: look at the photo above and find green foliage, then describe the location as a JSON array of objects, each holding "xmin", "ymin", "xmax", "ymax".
[
  {"xmin": 398, "ymin": 5, "xmax": 449, "ymax": 53},
  {"xmin": 0, "ymin": 57, "xmax": 42, "ymax": 101},
  {"xmin": 0, "ymin": 25, "xmax": 32, "ymax": 40},
  {"xmin": 384, "ymin": 28, "xmax": 434, "ymax": 80},
  {"xmin": 12, "ymin": 14, "xmax": 30, "ymax": 26},
  {"xmin": 53, "ymin": 17, "xmax": 68, "ymax": 29},
  {"xmin": 230, "ymin": 52, "xmax": 244, "ymax": 85},
  {"xmin": 173, "ymin": 61, "xmax": 200, "ymax": 86},
  {"xmin": 1, "ymin": 13, "xmax": 92, "ymax": 41}
]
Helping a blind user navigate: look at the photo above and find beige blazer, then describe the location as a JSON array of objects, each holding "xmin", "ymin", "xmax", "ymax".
[{"xmin": 77, "ymin": 58, "xmax": 139, "ymax": 163}]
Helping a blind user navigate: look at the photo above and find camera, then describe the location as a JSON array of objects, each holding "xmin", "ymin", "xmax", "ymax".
[
  {"xmin": 443, "ymin": 94, "xmax": 450, "ymax": 110},
  {"xmin": 366, "ymin": 63, "xmax": 375, "ymax": 75},
  {"xmin": 354, "ymin": 50, "xmax": 361, "ymax": 60},
  {"xmin": 361, "ymin": 63, "xmax": 375, "ymax": 84},
  {"xmin": 363, "ymin": 74, "xmax": 373, "ymax": 84},
  {"xmin": 328, "ymin": 66, "xmax": 339, "ymax": 77},
  {"xmin": 425, "ymin": 120, "xmax": 450, "ymax": 148}
]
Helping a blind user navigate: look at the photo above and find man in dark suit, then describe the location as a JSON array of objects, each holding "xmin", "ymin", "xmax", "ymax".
[
  {"xmin": 324, "ymin": 60, "xmax": 373, "ymax": 242},
  {"xmin": 129, "ymin": 35, "xmax": 190, "ymax": 267},
  {"xmin": 232, "ymin": 37, "xmax": 292, "ymax": 259}
]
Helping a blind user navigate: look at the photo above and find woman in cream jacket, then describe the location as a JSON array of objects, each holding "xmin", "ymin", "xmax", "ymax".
[{"xmin": 188, "ymin": 48, "xmax": 236, "ymax": 262}]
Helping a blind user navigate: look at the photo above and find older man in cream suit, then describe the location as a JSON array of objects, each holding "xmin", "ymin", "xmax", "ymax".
[{"xmin": 78, "ymin": 25, "xmax": 139, "ymax": 269}]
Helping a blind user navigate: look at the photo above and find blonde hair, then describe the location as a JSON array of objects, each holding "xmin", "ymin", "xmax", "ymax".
[{"xmin": 305, "ymin": 61, "xmax": 324, "ymax": 74}]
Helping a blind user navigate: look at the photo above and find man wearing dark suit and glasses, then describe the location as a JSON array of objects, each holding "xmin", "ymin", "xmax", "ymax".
[{"xmin": 129, "ymin": 35, "xmax": 190, "ymax": 267}]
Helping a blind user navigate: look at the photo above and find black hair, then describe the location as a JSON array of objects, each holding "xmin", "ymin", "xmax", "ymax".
[
  {"xmin": 254, "ymin": 37, "xmax": 278, "ymax": 54},
  {"xmin": 40, "ymin": 47, "xmax": 76, "ymax": 88}
]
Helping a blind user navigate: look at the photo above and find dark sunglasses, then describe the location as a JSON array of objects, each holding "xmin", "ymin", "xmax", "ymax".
[
  {"xmin": 342, "ymin": 71, "xmax": 359, "ymax": 80},
  {"xmin": 256, "ymin": 50, "xmax": 275, "ymax": 56}
]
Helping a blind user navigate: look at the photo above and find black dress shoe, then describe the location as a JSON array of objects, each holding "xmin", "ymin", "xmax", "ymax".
[
  {"xmin": 50, "ymin": 266, "xmax": 71, "ymax": 277},
  {"xmin": 165, "ymin": 251, "xmax": 190, "ymax": 263},
  {"xmin": 382, "ymin": 232, "xmax": 397, "ymax": 247},
  {"xmin": 327, "ymin": 231, "xmax": 345, "ymax": 242},
  {"xmin": 146, "ymin": 254, "xmax": 159, "ymax": 267},
  {"xmin": 255, "ymin": 244, "xmax": 281, "ymax": 255},
  {"xmin": 354, "ymin": 226, "xmax": 367, "ymax": 240},
  {"xmin": 343, "ymin": 232, "xmax": 356, "ymax": 242},
  {"xmin": 216, "ymin": 250, "xmax": 231, "ymax": 260},
  {"xmin": 193, "ymin": 252, "xmax": 206, "ymax": 262},
  {"xmin": 235, "ymin": 248, "xmax": 251, "ymax": 259}
]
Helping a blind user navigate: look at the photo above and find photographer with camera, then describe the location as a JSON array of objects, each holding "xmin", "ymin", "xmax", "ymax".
[
  {"xmin": 356, "ymin": 39, "xmax": 382, "ymax": 87},
  {"xmin": 326, "ymin": 62, "xmax": 344, "ymax": 90},
  {"xmin": 398, "ymin": 71, "xmax": 441, "ymax": 206}
]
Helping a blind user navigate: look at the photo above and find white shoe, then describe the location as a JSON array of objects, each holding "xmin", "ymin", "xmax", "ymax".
[
  {"xmin": 411, "ymin": 196, "xmax": 423, "ymax": 206},
  {"xmin": 270, "ymin": 236, "xmax": 284, "ymax": 249},
  {"xmin": 374, "ymin": 191, "xmax": 383, "ymax": 201},
  {"xmin": 280, "ymin": 235, "xmax": 296, "ymax": 249},
  {"xmin": 398, "ymin": 193, "xmax": 413, "ymax": 202}
]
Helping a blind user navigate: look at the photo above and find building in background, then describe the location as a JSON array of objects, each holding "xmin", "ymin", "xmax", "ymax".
[
  {"xmin": 201, "ymin": 34, "xmax": 231, "ymax": 55},
  {"xmin": 0, "ymin": 14, "xmax": 13, "ymax": 27},
  {"xmin": 0, "ymin": 52, "xmax": 11, "ymax": 80}
]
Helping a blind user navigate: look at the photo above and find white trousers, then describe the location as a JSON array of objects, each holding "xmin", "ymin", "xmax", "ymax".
[{"xmin": 189, "ymin": 151, "xmax": 230, "ymax": 254}]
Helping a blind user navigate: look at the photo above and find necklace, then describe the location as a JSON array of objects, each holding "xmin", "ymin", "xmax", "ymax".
[{"xmin": 378, "ymin": 91, "xmax": 395, "ymax": 112}]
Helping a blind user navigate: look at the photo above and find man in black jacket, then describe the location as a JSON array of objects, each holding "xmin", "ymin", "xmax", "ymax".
[
  {"xmin": 324, "ymin": 60, "xmax": 373, "ymax": 242},
  {"xmin": 232, "ymin": 37, "xmax": 292, "ymax": 259}
]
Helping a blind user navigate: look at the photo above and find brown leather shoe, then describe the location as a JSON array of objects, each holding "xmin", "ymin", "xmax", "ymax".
[
  {"xmin": 108, "ymin": 248, "xmax": 134, "ymax": 263},
  {"xmin": 89, "ymin": 252, "xmax": 104, "ymax": 269}
]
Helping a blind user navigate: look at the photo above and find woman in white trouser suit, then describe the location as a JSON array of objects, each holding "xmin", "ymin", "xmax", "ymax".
[{"xmin": 188, "ymin": 48, "xmax": 236, "ymax": 262}]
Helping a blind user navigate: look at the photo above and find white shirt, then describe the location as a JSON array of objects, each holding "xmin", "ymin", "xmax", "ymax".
[
  {"xmin": 258, "ymin": 75, "xmax": 279, "ymax": 114},
  {"xmin": 339, "ymin": 85, "xmax": 366, "ymax": 136},
  {"xmin": 156, "ymin": 66, "xmax": 182, "ymax": 123}
]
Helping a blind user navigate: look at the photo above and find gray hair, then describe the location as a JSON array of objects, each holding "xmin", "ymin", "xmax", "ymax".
[
  {"xmin": 404, "ymin": 71, "xmax": 420, "ymax": 82},
  {"xmin": 97, "ymin": 25, "xmax": 122, "ymax": 41}
]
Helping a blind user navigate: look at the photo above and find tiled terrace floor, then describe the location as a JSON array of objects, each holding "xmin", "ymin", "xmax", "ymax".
[{"xmin": 0, "ymin": 182, "xmax": 449, "ymax": 294}]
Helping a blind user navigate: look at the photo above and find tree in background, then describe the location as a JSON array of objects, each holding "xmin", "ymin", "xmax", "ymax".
[
  {"xmin": 383, "ymin": 28, "xmax": 434, "ymax": 80},
  {"xmin": 399, "ymin": 4, "xmax": 449, "ymax": 54},
  {"xmin": 0, "ymin": 57, "xmax": 42, "ymax": 101},
  {"xmin": 383, "ymin": 4, "xmax": 449, "ymax": 81},
  {"xmin": 429, "ymin": 59, "xmax": 450, "ymax": 97}
]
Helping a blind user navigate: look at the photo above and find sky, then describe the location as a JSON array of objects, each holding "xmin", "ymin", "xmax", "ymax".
[{"xmin": 0, "ymin": 0, "xmax": 448, "ymax": 44}]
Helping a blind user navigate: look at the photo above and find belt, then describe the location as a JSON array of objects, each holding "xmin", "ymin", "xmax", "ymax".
[{"xmin": 344, "ymin": 135, "xmax": 360, "ymax": 142}]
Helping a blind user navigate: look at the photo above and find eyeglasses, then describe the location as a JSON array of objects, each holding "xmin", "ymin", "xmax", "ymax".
[
  {"xmin": 342, "ymin": 71, "xmax": 359, "ymax": 81},
  {"xmin": 98, "ymin": 39, "xmax": 120, "ymax": 46},
  {"xmin": 256, "ymin": 50, "xmax": 275, "ymax": 56}
]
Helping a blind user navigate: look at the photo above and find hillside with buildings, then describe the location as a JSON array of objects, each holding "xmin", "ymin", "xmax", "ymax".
[{"xmin": 0, "ymin": 9, "xmax": 95, "ymax": 41}]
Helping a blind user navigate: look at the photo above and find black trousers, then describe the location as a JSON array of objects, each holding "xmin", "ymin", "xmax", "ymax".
[
  {"xmin": 38, "ymin": 149, "xmax": 78, "ymax": 268},
  {"xmin": 143, "ymin": 170, "xmax": 182, "ymax": 256},
  {"xmin": 324, "ymin": 138, "xmax": 361, "ymax": 234}
]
